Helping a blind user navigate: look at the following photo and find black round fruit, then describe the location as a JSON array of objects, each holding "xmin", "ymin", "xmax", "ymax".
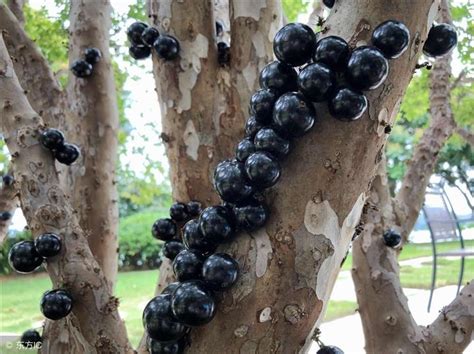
[
  {"xmin": 250, "ymin": 89, "xmax": 278, "ymax": 124},
  {"xmin": 423, "ymin": 23, "xmax": 457, "ymax": 58},
  {"xmin": 383, "ymin": 229, "xmax": 402, "ymax": 248},
  {"xmin": 217, "ymin": 42, "xmax": 230, "ymax": 66},
  {"xmin": 171, "ymin": 280, "xmax": 216, "ymax": 327},
  {"xmin": 8, "ymin": 241, "xmax": 43, "ymax": 274},
  {"xmin": 322, "ymin": 0, "xmax": 335, "ymax": 8},
  {"xmin": 244, "ymin": 152, "xmax": 281, "ymax": 189},
  {"xmin": 173, "ymin": 249, "xmax": 204, "ymax": 281},
  {"xmin": 187, "ymin": 201, "xmax": 202, "ymax": 217},
  {"xmin": 142, "ymin": 27, "xmax": 160, "ymax": 47},
  {"xmin": 234, "ymin": 200, "xmax": 269, "ymax": 231},
  {"xmin": 372, "ymin": 20, "xmax": 410, "ymax": 59},
  {"xmin": 154, "ymin": 35, "xmax": 180, "ymax": 61},
  {"xmin": 202, "ymin": 253, "xmax": 239, "ymax": 290},
  {"xmin": 84, "ymin": 48, "xmax": 102, "ymax": 65},
  {"xmin": 40, "ymin": 289, "xmax": 73, "ymax": 320},
  {"xmin": 162, "ymin": 282, "xmax": 181, "ymax": 295},
  {"xmin": 273, "ymin": 92, "xmax": 316, "ymax": 137},
  {"xmin": 214, "ymin": 160, "xmax": 254, "ymax": 203},
  {"xmin": 2, "ymin": 174, "xmax": 14, "ymax": 186},
  {"xmin": 298, "ymin": 63, "xmax": 335, "ymax": 102},
  {"xmin": 235, "ymin": 138, "xmax": 255, "ymax": 163},
  {"xmin": 199, "ymin": 206, "xmax": 235, "ymax": 243},
  {"xmin": 314, "ymin": 36, "xmax": 350, "ymax": 71},
  {"xmin": 317, "ymin": 345, "xmax": 344, "ymax": 354},
  {"xmin": 40, "ymin": 128, "xmax": 65, "ymax": 151},
  {"xmin": 245, "ymin": 115, "xmax": 264, "ymax": 139},
  {"xmin": 346, "ymin": 46, "xmax": 389, "ymax": 91},
  {"xmin": 328, "ymin": 87, "xmax": 367, "ymax": 121},
  {"xmin": 163, "ymin": 240, "xmax": 185, "ymax": 261},
  {"xmin": 127, "ymin": 21, "xmax": 148, "ymax": 46},
  {"xmin": 129, "ymin": 45, "xmax": 151, "ymax": 60},
  {"xmin": 143, "ymin": 294, "xmax": 188, "ymax": 342},
  {"xmin": 254, "ymin": 128, "xmax": 290, "ymax": 159},
  {"xmin": 34, "ymin": 233, "xmax": 61, "ymax": 258},
  {"xmin": 71, "ymin": 59, "xmax": 93, "ymax": 78},
  {"xmin": 215, "ymin": 21, "xmax": 224, "ymax": 37},
  {"xmin": 0, "ymin": 211, "xmax": 12, "ymax": 221},
  {"xmin": 149, "ymin": 338, "xmax": 186, "ymax": 354},
  {"xmin": 183, "ymin": 219, "xmax": 217, "ymax": 254},
  {"xmin": 170, "ymin": 203, "xmax": 189, "ymax": 222},
  {"xmin": 259, "ymin": 61, "xmax": 298, "ymax": 94},
  {"xmin": 152, "ymin": 218, "xmax": 177, "ymax": 241},
  {"xmin": 20, "ymin": 329, "xmax": 42, "ymax": 348},
  {"xmin": 273, "ymin": 23, "xmax": 317, "ymax": 67},
  {"xmin": 54, "ymin": 143, "xmax": 80, "ymax": 165}
]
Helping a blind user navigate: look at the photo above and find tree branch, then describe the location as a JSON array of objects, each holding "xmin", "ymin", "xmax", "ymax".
[
  {"xmin": 0, "ymin": 168, "xmax": 18, "ymax": 243},
  {"xmin": 0, "ymin": 34, "xmax": 132, "ymax": 354},
  {"xmin": 456, "ymin": 126, "xmax": 474, "ymax": 147},
  {"xmin": 7, "ymin": 0, "xmax": 25, "ymax": 25}
]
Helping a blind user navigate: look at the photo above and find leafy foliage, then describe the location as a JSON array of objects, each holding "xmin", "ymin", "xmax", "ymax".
[{"xmin": 282, "ymin": 0, "xmax": 309, "ymax": 22}]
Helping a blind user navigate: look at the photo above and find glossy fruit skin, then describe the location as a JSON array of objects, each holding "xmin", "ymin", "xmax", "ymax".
[
  {"xmin": 152, "ymin": 218, "xmax": 177, "ymax": 241},
  {"xmin": 250, "ymin": 89, "xmax": 278, "ymax": 124},
  {"xmin": 273, "ymin": 92, "xmax": 316, "ymax": 137},
  {"xmin": 173, "ymin": 250, "xmax": 204, "ymax": 281},
  {"xmin": 162, "ymin": 282, "xmax": 181, "ymax": 295},
  {"xmin": 127, "ymin": 21, "xmax": 148, "ymax": 46},
  {"xmin": 234, "ymin": 200, "xmax": 269, "ymax": 231},
  {"xmin": 217, "ymin": 42, "xmax": 230, "ymax": 66},
  {"xmin": 34, "ymin": 233, "xmax": 61, "ymax": 258},
  {"xmin": 372, "ymin": 20, "xmax": 410, "ymax": 59},
  {"xmin": 244, "ymin": 152, "xmax": 281, "ymax": 189},
  {"xmin": 129, "ymin": 45, "xmax": 151, "ymax": 60},
  {"xmin": 202, "ymin": 253, "xmax": 239, "ymax": 290},
  {"xmin": 163, "ymin": 240, "xmax": 185, "ymax": 261},
  {"xmin": 423, "ymin": 23, "xmax": 457, "ymax": 58},
  {"xmin": 273, "ymin": 23, "xmax": 317, "ymax": 67},
  {"xmin": 0, "ymin": 211, "xmax": 12, "ymax": 221},
  {"xmin": 84, "ymin": 48, "xmax": 102, "ymax": 65},
  {"xmin": 214, "ymin": 160, "xmax": 254, "ymax": 203},
  {"xmin": 383, "ymin": 229, "xmax": 402, "ymax": 248},
  {"xmin": 254, "ymin": 128, "xmax": 290, "ymax": 159},
  {"xmin": 322, "ymin": 0, "xmax": 335, "ymax": 8},
  {"xmin": 346, "ymin": 46, "xmax": 389, "ymax": 91},
  {"xmin": 298, "ymin": 63, "xmax": 335, "ymax": 102},
  {"xmin": 183, "ymin": 219, "xmax": 217, "ymax": 254},
  {"xmin": 70, "ymin": 59, "xmax": 93, "ymax": 78},
  {"xmin": 245, "ymin": 116, "xmax": 264, "ymax": 139},
  {"xmin": 328, "ymin": 88, "xmax": 367, "ymax": 121},
  {"xmin": 40, "ymin": 289, "xmax": 73, "ymax": 320},
  {"xmin": 142, "ymin": 27, "xmax": 160, "ymax": 47},
  {"xmin": 40, "ymin": 128, "xmax": 65, "ymax": 151},
  {"xmin": 171, "ymin": 280, "xmax": 216, "ymax": 326},
  {"xmin": 235, "ymin": 138, "xmax": 255, "ymax": 163},
  {"xmin": 8, "ymin": 241, "xmax": 43, "ymax": 273},
  {"xmin": 149, "ymin": 338, "xmax": 185, "ymax": 354},
  {"xmin": 259, "ymin": 61, "xmax": 298, "ymax": 94},
  {"xmin": 154, "ymin": 35, "xmax": 180, "ymax": 60},
  {"xmin": 317, "ymin": 345, "xmax": 344, "ymax": 354},
  {"xmin": 2, "ymin": 174, "xmax": 14, "ymax": 186},
  {"xmin": 54, "ymin": 143, "xmax": 80, "ymax": 165},
  {"xmin": 143, "ymin": 294, "xmax": 188, "ymax": 342},
  {"xmin": 199, "ymin": 206, "xmax": 235, "ymax": 243},
  {"xmin": 314, "ymin": 36, "xmax": 350, "ymax": 71},
  {"xmin": 187, "ymin": 201, "xmax": 202, "ymax": 217},
  {"xmin": 20, "ymin": 329, "xmax": 42, "ymax": 348},
  {"xmin": 170, "ymin": 203, "xmax": 189, "ymax": 222}
]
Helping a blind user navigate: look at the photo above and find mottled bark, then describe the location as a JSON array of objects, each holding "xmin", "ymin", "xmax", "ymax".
[
  {"xmin": 456, "ymin": 126, "xmax": 474, "ymax": 147},
  {"xmin": 7, "ymin": 0, "xmax": 25, "ymax": 25},
  {"xmin": 0, "ymin": 168, "xmax": 18, "ymax": 243},
  {"xmin": 0, "ymin": 34, "xmax": 132, "ymax": 354}
]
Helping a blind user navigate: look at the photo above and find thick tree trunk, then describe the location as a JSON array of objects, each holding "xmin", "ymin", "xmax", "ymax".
[{"xmin": 7, "ymin": 0, "xmax": 25, "ymax": 25}]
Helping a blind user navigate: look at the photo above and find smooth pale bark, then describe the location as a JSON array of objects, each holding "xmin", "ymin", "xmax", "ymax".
[{"xmin": 0, "ymin": 35, "xmax": 132, "ymax": 354}]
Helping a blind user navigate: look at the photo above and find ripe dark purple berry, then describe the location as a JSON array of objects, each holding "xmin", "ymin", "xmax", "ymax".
[
  {"xmin": 383, "ymin": 229, "xmax": 402, "ymax": 248},
  {"xmin": 84, "ymin": 48, "xmax": 102, "ymax": 65},
  {"xmin": 127, "ymin": 21, "xmax": 148, "ymax": 46},
  {"xmin": 273, "ymin": 92, "xmax": 316, "ymax": 137},
  {"xmin": 235, "ymin": 138, "xmax": 255, "ymax": 163},
  {"xmin": 20, "ymin": 329, "xmax": 42, "ymax": 348},
  {"xmin": 173, "ymin": 249, "xmax": 204, "ymax": 281},
  {"xmin": 170, "ymin": 203, "xmax": 189, "ymax": 222},
  {"xmin": 244, "ymin": 152, "xmax": 281, "ymax": 189},
  {"xmin": 214, "ymin": 160, "xmax": 254, "ymax": 203},
  {"xmin": 162, "ymin": 282, "xmax": 181, "ymax": 295},
  {"xmin": 70, "ymin": 59, "xmax": 93, "ymax": 78},
  {"xmin": 54, "ymin": 143, "xmax": 80, "ymax": 165},
  {"xmin": 328, "ymin": 87, "xmax": 367, "ymax": 121},
  {"xmin": 259, "ymin": 61, "xmax": 298, "ymax": 94},
  {"xmin": 346, "ymin": 46, "xmax": 389, "ymax": 91},
  {"xmin": 163, "ymin": 240, "xmax": 185, "ymax": 261},
  {"xmin": 187, "ymin": 201, "xmax": 202, "ymax": 217},
  {"xmin": 34, "ymin": 233, "xmax": 61, "ymax": 258},
  {"xmin": 40, "ymin": 128, "xmax": 65, "ymax": 151},
  {"xmin": 8, "ymin": 241, "xmax": 43, "ymax": 273},
  {"xmin": 254, "ymin": 128, "xmax": 290, "ymax": 159},
  {"xmin": 215, "ymin": 21, "xmax": 224, "ymax": 37},
  {"xmin": 273, "ymin": 23, "xmax": 317, "ymax": 67},
  {"xmin": 250, "ymin": 89, "xmax": 278, "ymax": 124},
  {"xmin": 141, "ymin": 27, "xmax": 160, "ymax": 47},
  {"xmin": 317, "ymin": 345, "xmax": 344, "ymax": 354},
  {"xmin": 322, "ymin": 0, "xmax": 335, "ymax": 8},
  {"xmin": 245, "ymin": 115, "xmax": 264, "ymax": 139},
  {"xmin": 234, "ymin": 200, "xmax": 269, "ymax": 231},
  {"xmin": 217, "ymin": 42, "xmax": 230, "ymax": 66},
  {"xmin": 129, "ymin": 45, "xmax": 151, "ymax": 60},
  {"xmin": 183, "ymin": 219, "xmax": 217, "ymax": 254},
  {"xmin": 149, "ymin": 338, "xmax": 186, "ymax": 354},
  {"xmin": 0, "ymin": 211, "xmax": 12, "ymax": 221},
  {"xmin": 152, "ymin": 218, "xmax": 177, "ymax": 241},
  {"xmin": 199, "ymin": 206, "xmax": 235, "ymax": 243},
  {"xmin": 143, "ymin": 294, "xmax": 188, "ymax": 342},
  {"xmin": 314, "ymin": 36, "xmax": 350, "ymax": 71},
  {"xmin": 154, "ymin": 35, "xmax": 180, "ymax": 60},
  {"xmin": 171, "ymin": 280, "xmax": 216, "ymax": 326},
  {"xmin": 40, "ymin": 289, "xmax": 73, "ymax": 320},
  {"xmin": 298, "ymin": 63, "xmax": 335, "ymax": 102},
  {"xmin": 423, "ymin": 23, "xmax": 457, "ymax": 58},
  {"xmin": 2, "ymin": 174, "xmax": 14, "ymax": 186},
  {"xmin": 372, "ymin": 20, "xmax": 410, "ymax": 59},
  {"xmin": 202, "ymin": 253, "xmax": 239, "ymax": 290}
]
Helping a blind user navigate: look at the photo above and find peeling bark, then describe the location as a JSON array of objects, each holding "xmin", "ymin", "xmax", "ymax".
[{"xmin": 0, "ymin": 168, "xmax": 18, "ymax": 243}]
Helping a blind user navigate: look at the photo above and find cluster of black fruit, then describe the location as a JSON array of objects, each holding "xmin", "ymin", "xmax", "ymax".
[
  {"xmin": 19, "ymin": 329, "xmax": 42, "ymax": 349},
  {"xmin": 70, "ymin": 47, "xmax": 102, "ymax": 78},
  {"xmin": 127, "ymin": 21, "xmax": 180, "ymax": 61},
  {"xmin": 39, "ymin": 128, "xmax": 80, "ymax": 165}
]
